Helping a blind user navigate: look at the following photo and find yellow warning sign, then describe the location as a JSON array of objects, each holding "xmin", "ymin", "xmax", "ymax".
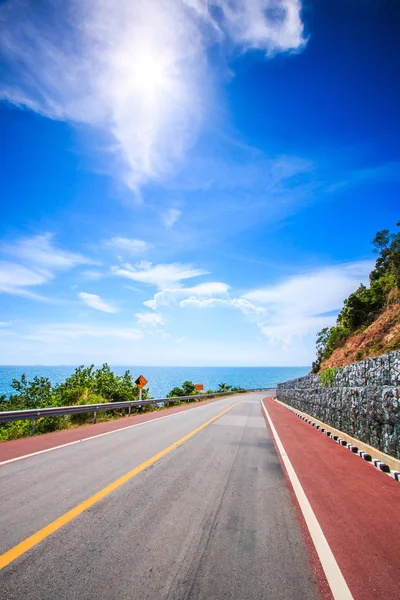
[{"xmin": 135, "ymin": 375, "xmax": 148, "ymax": 389}]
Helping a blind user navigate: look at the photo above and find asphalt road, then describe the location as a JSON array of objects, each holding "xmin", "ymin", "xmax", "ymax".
[{"xmin": 0, "ymin": 393, "xmax": 320, "ymax": 600}]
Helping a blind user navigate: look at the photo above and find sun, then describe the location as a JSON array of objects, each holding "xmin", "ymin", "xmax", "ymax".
[{"xmin": 133, "ymin": 54, "xmax": 168, "ymax": 99}]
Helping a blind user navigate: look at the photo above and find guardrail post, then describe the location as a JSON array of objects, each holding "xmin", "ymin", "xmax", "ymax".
[
  {"xmin": 31, "ymin": 419, "xmax": 37, "ymax": 436},
  {"xmin": 128, "ymin": 405, "xmax": 131, "ymax": 416},
  {"xmin": 93, "ymin": 411, "xmax": 97, "ymax": 424}
]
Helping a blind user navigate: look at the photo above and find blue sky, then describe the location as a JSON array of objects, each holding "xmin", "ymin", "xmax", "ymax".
[{"xmin": 0, "ymin": 0, "xmax": 399, "ymax": 366}]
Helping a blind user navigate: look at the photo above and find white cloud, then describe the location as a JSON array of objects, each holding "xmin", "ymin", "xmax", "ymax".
[
  {"xmin": 245, "ymin": 261, "xmax": 374, "ymax": 317},
  {"xmin": 80, "ymin": 270, "xmax": 105, "ymax": 281},
  {"xmin": 0, "ymin": 261, "xmax": 48, "ymax": 291},
  {"xmin": 78, "ymin": 292, "xmax": 118, "ymax": 313},
  {"xmin": 0, "ymin": 0, "xmax": 306, "ymax": 190},
  {"xmin": 257, "ymin": 315, "xmax": 334, "ymax": 345},
  {"xmin": 24, "ymin": 323, "xmax": 143, "ymax": 342},
  {"xmin": 0, "ymin": 261, "xmax": 51, "ymax": 299},
  {"xmin": 244, "ymin": 260, "xmax": 374, "ymax": 344},
  {"xmin": 155, "ymin": 329, "xmax": 172, "ymax": 340},
  {"xmin": 2, "ymin": 233, "xmax": 90, "ymax": 271},
  {"xmin": 215, "ymin": 0, "xmax": 306, "ymax": 54},
  {"xmin": 179, "ymin": 297, "xmax": 228, "ymax": 309},
  {"xmin": 106, "ymin": 237, "xmax": 149, "ymax": 254},
  {"xmin": 178, "ymin": 293, "xmax": 267, "ymax": 319},
  {"xmin": 146, "ymin": 260, "xmax": 374, "ymax": 351},
  {"xmin": 0, "ymin": 233, "xmax": 92, "ymax": 299},
  {"xmin": 162, "ymin": 209, "xmax": 182, "ymax": 229},
  {"xmin": 135, "ymin": 312, "xmax": 165, "ymax": 327},
  {"xmin": 229, "ymin": 298, "xmax": 267, "ymax": 315},
  {"xmin": 113, "ymin": 261, "xmax": 207, "ymax": 289},
  {"xmin": 144, "ymin": 281, "xmax": 230, "ymax": 308}
]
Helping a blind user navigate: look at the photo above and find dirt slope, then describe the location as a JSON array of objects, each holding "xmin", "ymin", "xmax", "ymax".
[{"xmin": 320, "ymin": 303, "xmax": 400, "ymax": 369}]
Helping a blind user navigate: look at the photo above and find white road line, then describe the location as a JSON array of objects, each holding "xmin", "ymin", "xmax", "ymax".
[
  {"xmin": 261, "ymin": 398, "xmax": 354, "ymax": 600},
  {"xmin": 0, "ymin": 397, "xmax": 239, "ymax": 467}
]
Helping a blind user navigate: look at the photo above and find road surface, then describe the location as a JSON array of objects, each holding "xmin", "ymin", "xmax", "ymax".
[
  {"xmin": 0, "ymin": 393, "xmax": 321, "ymax": 600},
  {"xmin": 2, "ymin": 392, "xmax": 399, "ymax": 600}
]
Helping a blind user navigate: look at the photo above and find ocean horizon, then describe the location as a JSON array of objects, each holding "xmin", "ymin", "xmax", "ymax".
[{"xmin": 0, "ymin": 365, "xmax": 310, "ymax": 399}]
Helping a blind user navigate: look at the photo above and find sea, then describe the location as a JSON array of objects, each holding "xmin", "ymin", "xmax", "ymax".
[{"xmin": 0, "ymin": 366, "xmax": 309, "ymax": 400}]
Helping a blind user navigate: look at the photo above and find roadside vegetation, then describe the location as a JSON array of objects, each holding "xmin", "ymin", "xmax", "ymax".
[
  {"xmin": 166, "ymin": 381, "xmax": 245, "ymax": 397},
  {"xmin": 313, "ymin": 222, "xmax": 400, "ymax": 372},
  {"xmin": 0, "ymin": 366, "xmax": 242, "ymax": 442}
]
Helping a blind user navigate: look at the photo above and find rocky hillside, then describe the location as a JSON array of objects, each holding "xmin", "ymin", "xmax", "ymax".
[
  {"xmin": 320, "ymin": 302, "xmax": 400, "ymax": 369},
  {"xmin": 313, "ymin": 222, "xmax": 400, "ymax": 372}
]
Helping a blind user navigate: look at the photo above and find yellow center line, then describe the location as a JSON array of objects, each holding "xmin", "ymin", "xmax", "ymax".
[{"xmin": 0, "ymin": 398, "xmax": 243, "ymax": 570}]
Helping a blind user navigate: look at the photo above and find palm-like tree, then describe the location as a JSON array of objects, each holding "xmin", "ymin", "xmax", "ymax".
[{"xmin": 218, "ymin": 383, "xmax": 232, "ymax": 393}]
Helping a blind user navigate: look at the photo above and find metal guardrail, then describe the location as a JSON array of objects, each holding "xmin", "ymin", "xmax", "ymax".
[{"xmin": 0, "ymin": 389, "xmax": 273, "ymax": 434}]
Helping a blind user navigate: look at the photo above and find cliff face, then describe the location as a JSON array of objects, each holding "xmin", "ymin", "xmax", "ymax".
[{"xmin": 320, "ymin": 303, "xmax": 400, "ymax": 369}]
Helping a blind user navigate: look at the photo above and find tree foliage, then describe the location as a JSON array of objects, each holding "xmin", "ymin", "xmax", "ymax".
[
  {"xmin": 0, "ymin": 369, "xmax": 243, "ymax": 441},
  {"xmin": 217, "ymin": 383, "xmax": 232, "ymax": 392},
  {"xmin": 312, "ymin": 222, "xmax": 400, "ymax": 373},
  {"xmin": 0, "ymin": 364, "xmax": 148, "ymax": 440},
  {"xmin": 167, "ymin": 380, "xmax": 197, "ymax": 397}
]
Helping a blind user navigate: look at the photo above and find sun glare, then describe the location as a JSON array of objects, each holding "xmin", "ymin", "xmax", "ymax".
[
  {"xmin": 133, "ymin": 54, "xmax": 168, "ymax": 98},
  {"xmin": 111, "ymin": 47, "xmax": 172, "ymax": 103}
]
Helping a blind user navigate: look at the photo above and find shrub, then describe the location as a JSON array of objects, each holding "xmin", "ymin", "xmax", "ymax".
[
  {"xmin": 167, "ymin": 381, "xmax": 198, "ymax": 397},
  {"xmin": 319, "ymin": 368, "xmax": 337, "ymax": 388}
]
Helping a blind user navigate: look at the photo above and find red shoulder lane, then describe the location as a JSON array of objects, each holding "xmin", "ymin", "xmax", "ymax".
[{"xmin": 262, "ymin": 396, "xmax": 400, "ymax": 600}]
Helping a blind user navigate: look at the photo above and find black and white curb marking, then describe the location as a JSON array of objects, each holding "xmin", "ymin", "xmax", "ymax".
[{"xmin": 275, "ymin": 400, "xmax": 400, "ymax": 483}]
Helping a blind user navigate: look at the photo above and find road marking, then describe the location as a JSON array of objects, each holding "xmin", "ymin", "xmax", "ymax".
[
  {"xmin": 261, "ymin": 398, "xmax": 354, "ymax": 600},
  {"xmin": 0, "ymin": 396, "xmax": 234, "ymax": 467},
  {"xmin": 0, "ymin": 398, "xmax": 243, "ymax": 570}
]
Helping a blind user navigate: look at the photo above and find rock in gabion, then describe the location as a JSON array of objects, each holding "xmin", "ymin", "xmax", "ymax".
[{"xmin": 276, "ymin": 350, "xmax": 400, "ymax": 459}]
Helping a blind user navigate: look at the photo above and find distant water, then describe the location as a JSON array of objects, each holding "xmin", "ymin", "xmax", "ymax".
[{"xmin": 0, "ymin": 365, "xmax": 309, "ymax": 399}]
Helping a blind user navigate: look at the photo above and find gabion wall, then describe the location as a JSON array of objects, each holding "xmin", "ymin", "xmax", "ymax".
[{"xmin": 276, "ymin": 351, "xmax": 400, "ymax": 459}]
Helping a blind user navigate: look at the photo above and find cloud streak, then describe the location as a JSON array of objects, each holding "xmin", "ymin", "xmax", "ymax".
[
  {"xmin": 144, "ymin": 281, "xmax": 230, "ymax": 308},
  {"xmin": 146, "ymin": 260, "xmax": 374, "ymax": 350},
  {"xmin": 78, "ymin": 292, "xmax": 118, "ymax": 313},
  {"xmin": 135, "ymin": 312, "xmax": 165, "ymax": 327},
  {"xmin": 2, "ymin": 233, "xmax": 89, "ymax": 271},
  {"xmin": 0, "ymin": 233, "xmax": 91, "ymax": 299},
  {"xmin": 0, "ymin": 0, "xmax": 306, "ymax": 191},
  {"xmin": 0, "ymin": 261, "xmax": 49, "ymax": 297},
  {"xmin": 113, "ymin": 261, "xmax": 207, "ymax": 289},
  {"xmin": 162, "ymin": 209, "xmax": 182, "ymax": 229},
  {"xmin": 106, "ymin": 237, "xmax": 150, "ymax": 255},
  {"xmin": 244, "ymin": 260, "xmax": 374, "ymax": 344},
  {"xmin": 24, "ymin": 323, "xmax": 143, "ymax": 342}
]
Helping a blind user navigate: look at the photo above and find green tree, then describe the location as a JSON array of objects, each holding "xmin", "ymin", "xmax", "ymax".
[
  {"xmin": 217, "ymin": 383, "xmax": 232, "ymax": 393},
  {"xmin": 8, "ymin": 375, "xmax": 54, "ymax": 410},
  {"xmin": 167, "ymin": 386, "xmax": 185, "ymax": 398},
  {"xmin": 372, "ymin": 229, "xmax": 392, "ymax": 253},
  {"xmin": 181, "ymin": 381, "xmax": 196, "ymax": 396},
  {"xmin": 0, "ymin": 365, "xmax": 150, "ymax": 441},
  {"xmin": 313, "ymin": 221, "xmax": 400, "ymax": 372}
]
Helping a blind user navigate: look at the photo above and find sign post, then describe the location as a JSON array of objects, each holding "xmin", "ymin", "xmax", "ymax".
[{"xmin": 135, "ymin": 375, "xmax": 148, "ymax": 405}]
